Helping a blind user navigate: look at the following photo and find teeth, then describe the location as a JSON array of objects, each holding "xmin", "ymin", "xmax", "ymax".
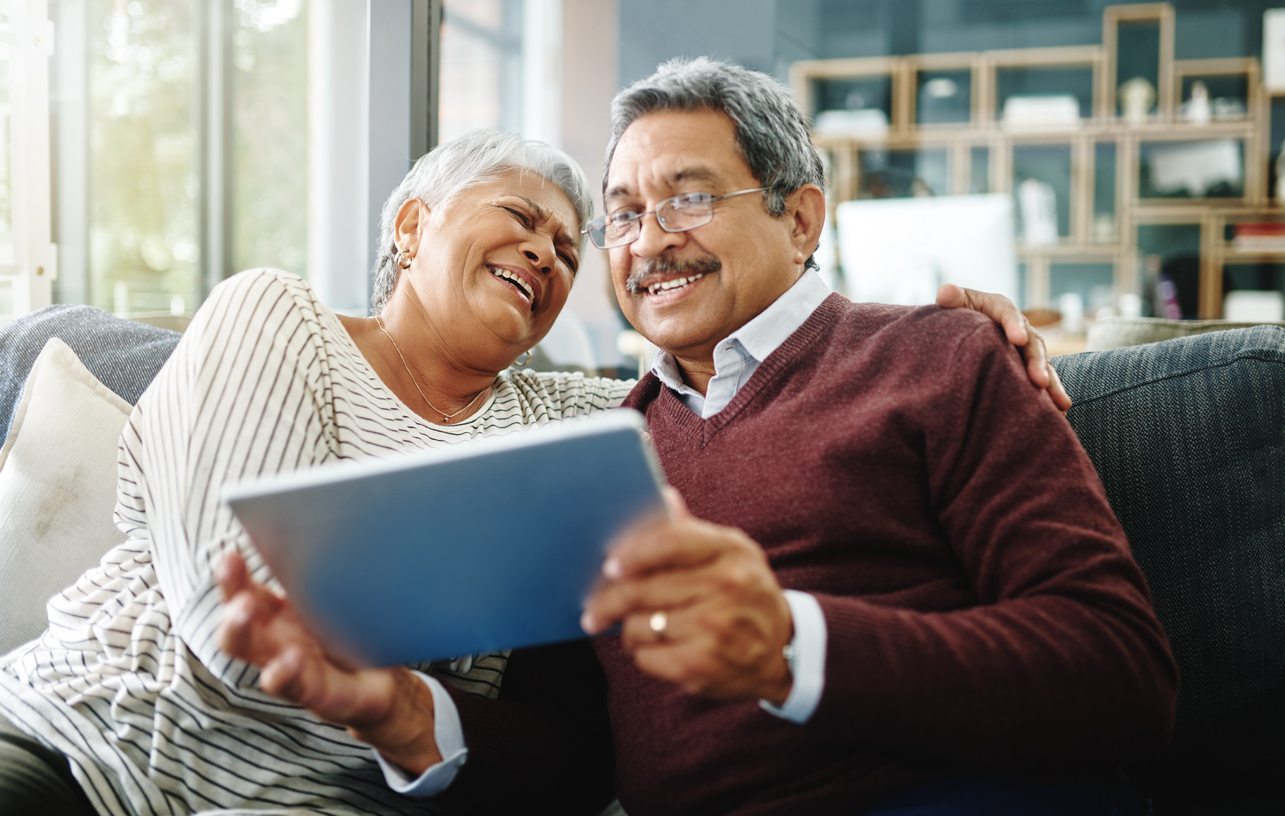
[
  {"xmin": 646, "ymin": 273, "xmax": 707, "ymax": 295},
  {"xmin": 489, "ymin": 266, "xmax": 534, "ymax": 303}
]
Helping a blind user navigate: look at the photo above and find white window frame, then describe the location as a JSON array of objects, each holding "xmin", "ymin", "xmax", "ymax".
[{"xmin": 4, "ymin": 0, "xmax": 55, "ymax": 318}]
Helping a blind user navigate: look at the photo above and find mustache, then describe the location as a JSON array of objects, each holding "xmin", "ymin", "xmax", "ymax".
[{"xmin": 624, "ymin": 255, "xmax": 722, "ymax": 294}]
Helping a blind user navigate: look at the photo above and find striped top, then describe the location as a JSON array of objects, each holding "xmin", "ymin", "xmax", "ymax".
[{"xmin": 0, "ymin": 268, "xmax": 634, "ymax": 816}]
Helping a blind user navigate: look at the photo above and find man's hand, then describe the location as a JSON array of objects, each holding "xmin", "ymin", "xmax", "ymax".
[
  {"xmin": 936, "ymin": 283, "xmax": 1071, "ymax": 412},
  {"xmin": 581, "ymin": 489, "xmax": 795, "ymax": 705},
  {"xmin": 216, "ymin": 550, "xmax": 442, "ymax": 775}
]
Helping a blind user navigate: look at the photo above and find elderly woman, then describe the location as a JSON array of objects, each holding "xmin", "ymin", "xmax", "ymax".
[{"xmin": 0, "ymin": 129, "xmax": 1054, "ymax": 816}]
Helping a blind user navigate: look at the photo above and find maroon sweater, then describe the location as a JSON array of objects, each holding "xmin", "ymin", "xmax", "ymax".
[{"xmin": 446, "ymin": 296, "xmax": 1177, "ymax": 816}]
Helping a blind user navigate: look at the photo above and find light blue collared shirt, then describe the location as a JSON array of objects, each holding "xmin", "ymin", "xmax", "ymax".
[
  {"xmin": 382, "ymin": 270, "xmax": 835, "ymax": 797},
  {"xmin": 651, "ymin": 268, "xmax": 833, "ymax": 418}
]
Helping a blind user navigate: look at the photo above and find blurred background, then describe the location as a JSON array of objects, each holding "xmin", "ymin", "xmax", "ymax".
[{"xmin": 3, "ymin": 0, "xmax": 1285, "ymax": 374}]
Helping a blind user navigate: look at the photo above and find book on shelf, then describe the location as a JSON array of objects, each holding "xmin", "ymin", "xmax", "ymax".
[{"xmin": 1233, "ymin": 223, "xmax": 1285, "ymax": 253}]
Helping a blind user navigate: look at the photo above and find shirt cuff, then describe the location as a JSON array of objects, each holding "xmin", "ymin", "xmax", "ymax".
[
  {"xmin": 760, "ymin": 589, "xmax": 827, "ymax": 723},
  {"xmin": 374, "ymin": 671, "xmax": 468, "ymax": 797}
]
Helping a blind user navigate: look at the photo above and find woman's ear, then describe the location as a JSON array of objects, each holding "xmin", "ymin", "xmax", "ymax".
[
  {"xmin": 393, "ymin": 198, "xmax": 427, "ymax": 256},
  {"xmin": 785, "ymin": 184, "xmax": 826, "ymax": 267}
]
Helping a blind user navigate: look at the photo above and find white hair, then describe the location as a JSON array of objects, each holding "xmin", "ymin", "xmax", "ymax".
[{"xmin": 369, "ymin": 129, "xmax": 594, "ymax": 314}]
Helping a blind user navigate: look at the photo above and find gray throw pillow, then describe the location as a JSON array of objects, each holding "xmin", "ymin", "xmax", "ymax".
[{"xmin": 0, "ymin": 305, "xmax": 181, "ymax": 439}]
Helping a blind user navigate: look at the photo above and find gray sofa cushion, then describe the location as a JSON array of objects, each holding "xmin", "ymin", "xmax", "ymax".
[
  {"xmin": 0, "ymin": 305, "xmax": 181, "ymax": 440},
  {"xmin": 1052, "ymin": 326, "xmax": 1285, "ymax": 810}
]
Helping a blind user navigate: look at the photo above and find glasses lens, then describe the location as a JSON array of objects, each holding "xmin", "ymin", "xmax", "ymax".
[
  {"xmin": 657, "ymin": 195, "xmax": 714, "ymax": 232},
  {"xmin": 591, "ymin": 215, "xmax": 637, "ymax": 249},
  {"xmin": 585, "ymin": 224, "xmax": 604, "ymax": 249}
]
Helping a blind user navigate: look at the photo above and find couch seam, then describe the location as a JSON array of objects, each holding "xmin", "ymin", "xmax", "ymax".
[{"xmin": 1064, "ymin": 350, "xmax": 1285, "ymax": 410}]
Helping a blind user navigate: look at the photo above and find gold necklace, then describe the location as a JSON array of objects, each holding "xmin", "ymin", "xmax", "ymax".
[{"xmin": 375, "ymin": 315, "xmax": 492, "ymax": 423}]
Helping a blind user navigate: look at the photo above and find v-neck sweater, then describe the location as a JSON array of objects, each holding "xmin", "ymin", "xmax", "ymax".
[{"xmin": 592, "ymin": 295, "xmax": 1177, "ymax": 815}]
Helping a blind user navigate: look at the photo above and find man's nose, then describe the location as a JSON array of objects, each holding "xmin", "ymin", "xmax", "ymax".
[{"xmin": 630, "ymin": 212, "xmax": 686, "ymax": 257}]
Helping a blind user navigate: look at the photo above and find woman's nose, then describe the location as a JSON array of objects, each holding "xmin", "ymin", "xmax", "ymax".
[{"xmin": 523, "ymin": 248, "xmax": 552, "ymax": 276}]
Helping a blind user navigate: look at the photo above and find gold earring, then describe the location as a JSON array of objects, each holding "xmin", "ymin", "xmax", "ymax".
[
  {"xmin": 514, "ymin": 350, "xmax": 532, "ymax": 367},
  {"xmin": 396, "ymin": 249, "xmax": 413, "ymax": 269}
]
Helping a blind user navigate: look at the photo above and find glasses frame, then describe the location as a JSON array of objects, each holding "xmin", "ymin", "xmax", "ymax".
[{"xmin": 581, "ymin": 187, "xmax": 770, "ymax": 249}]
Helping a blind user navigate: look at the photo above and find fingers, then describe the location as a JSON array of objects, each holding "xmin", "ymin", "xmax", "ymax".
[
  {"xmin": 604, "ymin": 510, "xmax": 741, "ymax": 582},
  {"xmin": 936, "ymin": 283, "xmax": 1074, "ymax": 406},
  {"xmin": 618, "ymin": 599, "xmax": 794, "ymax": 702},
  {"xmin": 218, "ymin": 582, "xmax": 285, "ymax": 665},
  {"xmin": 661, "ymin": 485, "xmax": 690, "ymax": 519},
  {"xmin": 588, "ymin": 520, "xmax": 757, "ymax": 634},
  {"xmin": 938, "ymin": 284, "xmax": 1030, "ymax": 347},
  {"xmin": 1021, "ymin": 325, "xmax": 1053, "ymax": 390},
  {"xmin": 585, "ymin": 566, "xmax": 711, "ymax": 635},
  {"xmin": 216, "ymin": 548, "xmax": 249, "ymax": 601},
  {"xmin": 259, "ymin": 645, "xmax": 311, "ymax": 704},
  {"xmin": 935, "ymin": 282, "xmax": 965, "ymax": 309},
  {"xmin": 1047, "ymin": 363, "xmax": 1072, "ymax": 413}
]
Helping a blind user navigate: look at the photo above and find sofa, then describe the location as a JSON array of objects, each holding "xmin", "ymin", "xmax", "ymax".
[{"xmin": 0, "ymin": 306, "xmax": 1281, "ymax": 815}]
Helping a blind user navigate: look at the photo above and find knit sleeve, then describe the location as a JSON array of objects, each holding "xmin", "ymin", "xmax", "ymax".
[{"xmin": 807, "ymin": 319, "xmax": 1177, "ymax": 769}]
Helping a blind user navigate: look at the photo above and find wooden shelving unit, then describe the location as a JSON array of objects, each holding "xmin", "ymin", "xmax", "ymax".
[{"xmin": 790, "ymin": 2, "xmax": 1282, "ymax": 318}]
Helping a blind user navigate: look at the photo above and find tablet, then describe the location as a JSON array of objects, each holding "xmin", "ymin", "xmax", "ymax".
[{"xmin": 224, "ymin": 409, "xmax": 665, "ymax": 667}]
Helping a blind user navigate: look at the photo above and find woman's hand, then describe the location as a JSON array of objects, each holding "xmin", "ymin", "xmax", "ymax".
[
  {"xmin": 216, "ymin": 550, "xmax": 442, "ymax": 775},
  {"xmin": 936, "ymin": 284, "xmax": 1071, "ymax": 412}
]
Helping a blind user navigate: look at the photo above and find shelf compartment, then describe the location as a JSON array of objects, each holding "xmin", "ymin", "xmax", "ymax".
[
  {"xmin": 1137, "ymin": 138, "xmax": 1245, "ymax": 201},
  {"xmin": 1104, "ymin": 3, "xmax": 1176, "ymax": 122}
]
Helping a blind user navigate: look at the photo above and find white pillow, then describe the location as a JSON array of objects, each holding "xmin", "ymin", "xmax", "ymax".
[{"xmin": 0, "ymin": 338, "xmax": 131, "ymax": 654}]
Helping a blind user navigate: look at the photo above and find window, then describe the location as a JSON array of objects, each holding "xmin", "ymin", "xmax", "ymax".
[
  {"xmin": 43, "ymin": 0, "xmax": 308, "ymax": 320},
  {"xmin": 2, "ymin": 0, "xmax": 56, "ymax": 323}
]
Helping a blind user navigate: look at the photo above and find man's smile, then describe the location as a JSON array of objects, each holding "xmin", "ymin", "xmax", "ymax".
[{"xmin": 625, "ymin": 255, "xmax": 721, "ymax": 297}]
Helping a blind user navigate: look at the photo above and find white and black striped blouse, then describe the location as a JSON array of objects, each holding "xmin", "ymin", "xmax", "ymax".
[{"xmin": 0, "ymin": 268, "xmax": 634, "ymax": 816}]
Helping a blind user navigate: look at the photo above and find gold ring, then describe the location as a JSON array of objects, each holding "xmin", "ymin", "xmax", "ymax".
[{"xmin": 648, "ymin": 610, "xmax": 668, "ymax": 640}]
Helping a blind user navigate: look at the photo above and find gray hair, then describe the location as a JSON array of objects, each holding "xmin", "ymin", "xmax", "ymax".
[
  {"xmin": 605, "ymin": 57, "xmax": 825, "ymax": 268},
  {"xmin": 370, "ymin": 129, "xmax": 595, "ymax": 314}
]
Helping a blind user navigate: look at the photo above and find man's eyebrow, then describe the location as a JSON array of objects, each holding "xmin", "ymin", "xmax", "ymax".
[{"xmin": 604, "ymin": 166, "xmax": 723, "ymax": 203}]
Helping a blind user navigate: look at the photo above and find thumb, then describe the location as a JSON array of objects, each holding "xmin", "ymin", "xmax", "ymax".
[{"xmin": 662, "ymin": 486, "xmax": 690, "ymax": 520}]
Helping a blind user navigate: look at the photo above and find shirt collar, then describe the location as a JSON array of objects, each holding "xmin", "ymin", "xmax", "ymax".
[{"xmin": 650, "ymin": 269, "xmax": 832, "ymax": 392}]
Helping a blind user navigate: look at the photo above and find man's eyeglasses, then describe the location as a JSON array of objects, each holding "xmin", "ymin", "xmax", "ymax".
[{"xmin": 581, "ymin": 187, "xmax": 770, "ymax": 250}]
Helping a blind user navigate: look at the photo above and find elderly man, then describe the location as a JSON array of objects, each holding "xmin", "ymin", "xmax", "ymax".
[{"xmin": 221, "ymin": 59, "xmax": 1176, "ymax": 816}]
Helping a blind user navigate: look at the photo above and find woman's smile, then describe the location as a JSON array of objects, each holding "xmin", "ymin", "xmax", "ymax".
[{"xmin": 486, "ymin": 263, "xmax": 541, "ymax": 311}]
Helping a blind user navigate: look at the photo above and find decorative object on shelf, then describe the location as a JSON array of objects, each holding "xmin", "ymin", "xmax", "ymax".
[
  {"xmin": 1118, "ymin": 76, "xmax": 1155, "ymax": 124},
  {"xmin": 1001, "ymin": 95, "xmax": 1081, "ymax": 130},
  {"xmin": 1264, "ymin": 8, "xmax": 1285, "ymax": 92},
  {"xmin": 813, "ymin": 109, "xmax": 889, "ymax": 136},
  {"xmin": 1182, "ymin": 80, "xmax": 1211, "ymax": 124},
  {"xmin": 1093, "ymin": 213, "xmax": 1117, "ymax": 242},
  {"xmin": 1224, "ymin": 290, "xmax": 1285, "ymax": 322},
  {"xmin": 1145, "ymin": 139, "xmax": 1241, "ymax": 198},
  {"xmin": 1277, "ymin": 141, "xmax": 1285, "ymax": 203},
  {"xmin": 1118, "ymin": 292, "xmax": 1144, "ymax": 319},
  {"xmin": 1232, "ymin": 222, "xmax": 1285, "ymax": 253},
  {"xmin": 922, "ymin": 77, "xmax": 957, "ymax": 98},
  {"xmin": 1210, "ymin": 96, "xmax": 1246, "ymax": 120},
  {"xmin": 1018, "ymin": 179, "xmax": 1058, "ymax": 246},
  {"xmin": 1057, "ymin": 292, "xmax": 1085, "ymax": 333},
  {"xmin": 1156, "ymin": 274, "xmax": 1183, "ymax": 319}
]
